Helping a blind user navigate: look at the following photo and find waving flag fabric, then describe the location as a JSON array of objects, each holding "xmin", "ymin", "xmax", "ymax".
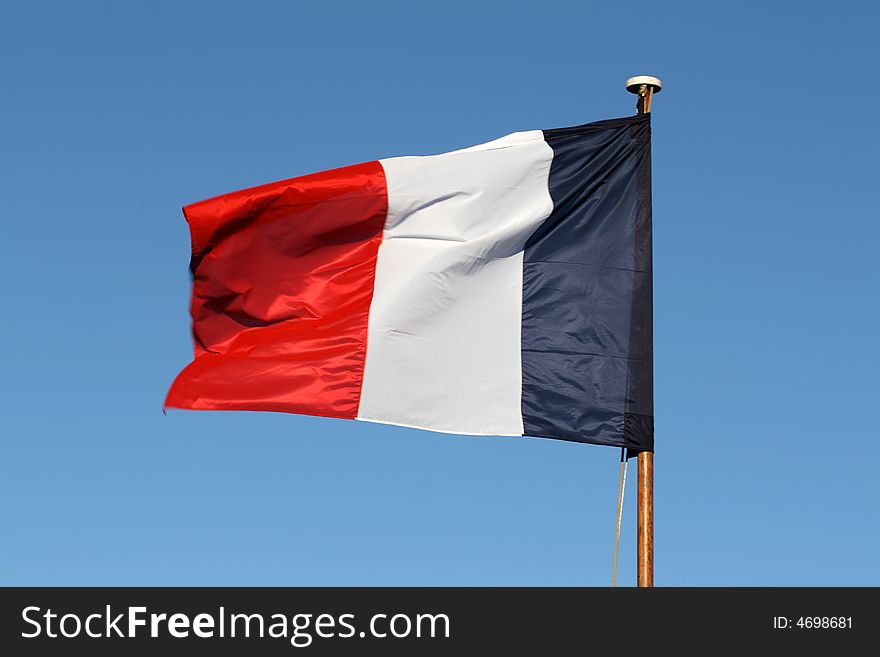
[{"xmin": 166, "ymin": 114, "xmax": 653, "ymax": 452}]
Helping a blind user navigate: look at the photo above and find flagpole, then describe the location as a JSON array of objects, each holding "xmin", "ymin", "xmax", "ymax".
[{"xmin": 626, "ymin": 74, "xmax": 661, "ymax": 588}]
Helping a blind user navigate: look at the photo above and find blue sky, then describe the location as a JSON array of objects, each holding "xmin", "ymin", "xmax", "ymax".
[{"xmin": 1, "ymin": 1, "xmax": 877, "ymax": 585}]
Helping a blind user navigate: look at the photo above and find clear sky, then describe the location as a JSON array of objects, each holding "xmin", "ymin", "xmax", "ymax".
[{"xmin": 1, "ymin": 0, "xmax": 877, "ymax": 586}]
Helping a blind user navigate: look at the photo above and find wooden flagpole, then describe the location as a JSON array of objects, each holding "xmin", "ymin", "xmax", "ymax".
[{"xmin": 626, "ymin": 75, "xmax": 661, "ymax": 588}]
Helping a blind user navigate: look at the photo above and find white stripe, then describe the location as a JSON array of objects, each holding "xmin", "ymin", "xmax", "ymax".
[{"xmin": 356, "ymin": 130, "xmax": 554, "ymax": 436}]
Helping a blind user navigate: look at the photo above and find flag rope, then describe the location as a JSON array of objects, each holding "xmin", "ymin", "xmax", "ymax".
[{"xmin": 612, "ymin": 448, "xmax": 628, "ymax": 587}]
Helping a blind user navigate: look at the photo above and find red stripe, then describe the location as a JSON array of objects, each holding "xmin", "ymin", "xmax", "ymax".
[{"xmin": 165, "ymin": 161, "xmax": 388, "ymax": 418}]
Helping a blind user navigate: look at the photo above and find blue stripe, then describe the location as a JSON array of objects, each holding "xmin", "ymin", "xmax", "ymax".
[{"xmin": 521, "ymin": 115, "xmax": 653, "ymax": 452}]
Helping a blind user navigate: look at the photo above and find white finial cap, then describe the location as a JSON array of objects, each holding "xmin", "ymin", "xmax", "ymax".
[{"xmin": 626, "ymin": 76, "xmax": 663, "ymax": 94}]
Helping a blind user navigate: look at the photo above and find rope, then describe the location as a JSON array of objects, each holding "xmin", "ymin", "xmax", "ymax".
[{"xmin": 612, "ymin": 448, "xmax": 628, "ymax": 587}]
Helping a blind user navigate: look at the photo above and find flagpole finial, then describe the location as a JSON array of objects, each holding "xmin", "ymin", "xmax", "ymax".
[{"xmin": 626, "ymin": 76, "xmax": 662, "ymax": 95}]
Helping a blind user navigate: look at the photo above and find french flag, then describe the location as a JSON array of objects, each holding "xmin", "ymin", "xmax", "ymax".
[{"xmin": 166, "ymin": 114, "xmax": 653, "ymax": 453}]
